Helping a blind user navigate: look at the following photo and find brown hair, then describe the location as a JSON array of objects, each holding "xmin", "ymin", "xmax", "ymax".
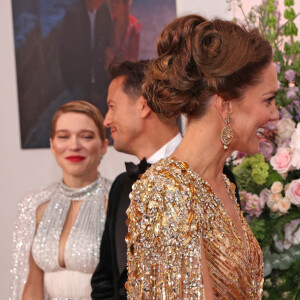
[
  {"xmin": 51, "ymin": 100, "xmax": 106, "ymax": 141},
  {"xmin": 143, "ymin": 15, "xmax": 273, "ymax": 119}
]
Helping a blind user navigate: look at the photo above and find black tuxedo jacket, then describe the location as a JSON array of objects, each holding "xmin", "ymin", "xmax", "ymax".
[
  {"xmin": 91, "ymin": 172, "xmax": 132, "ymax": 299},
  {"xmin": 91, "ymin": 166, "xmax": 240, "ymax": 299}
]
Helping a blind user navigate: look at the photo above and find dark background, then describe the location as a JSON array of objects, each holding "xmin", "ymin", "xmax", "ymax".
[{"xmin": 11, "ymin": 0, "xmax": 176, "ymax": 148}]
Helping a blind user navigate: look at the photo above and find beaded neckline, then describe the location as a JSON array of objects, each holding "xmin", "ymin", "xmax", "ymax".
[
  {"xmin": 166, "ymin": 156, "xmax": 237, "ymax": 204},
  {"xmin": 59, "ymin": 174, "xmax": 103, "ymax": 201}
]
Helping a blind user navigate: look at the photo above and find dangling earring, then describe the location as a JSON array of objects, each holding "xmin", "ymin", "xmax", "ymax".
[{"xmin": 220, "ymin": 115, "xmax": 234, "ymax": 150}]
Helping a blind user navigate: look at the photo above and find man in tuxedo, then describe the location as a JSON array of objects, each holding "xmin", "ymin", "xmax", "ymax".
[
  {"xmin": 91, "ymin": 60, "xmax": 240, "ymax": 299},
  {"xmin": 91, "ymin": 60, "xmax": 182, "ymax": 299}
]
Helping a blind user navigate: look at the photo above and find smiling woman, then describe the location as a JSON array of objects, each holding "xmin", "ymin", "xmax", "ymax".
[
  {"xmin": 228, "ymin": 62, "xmax": 279, "ymax": 155},
  {"xmin": 10, "ymin": 101, "xmax": 112, "ymax": 300},
  {"xmin": 126, "ymin": 14, "xmax": 279, "ymax": 299},
  {"xmin": 50, "ymin": 112, "xmax": 108, "ymax": 187}
]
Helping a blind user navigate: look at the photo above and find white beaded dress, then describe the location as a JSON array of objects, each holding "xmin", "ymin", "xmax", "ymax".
[{"xmin": 10, "ymin": 174, "xmax": 111, "ymax": 300}]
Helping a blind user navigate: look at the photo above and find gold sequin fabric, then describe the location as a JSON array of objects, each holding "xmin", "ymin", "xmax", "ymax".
[{"xmin": 126, "ymin": 157, "xmax": 264, "ymax": 299}]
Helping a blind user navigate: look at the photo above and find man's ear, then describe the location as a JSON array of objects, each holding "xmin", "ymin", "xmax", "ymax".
[
  {"xmin": 213, "ymin": 94, "xmax": 232, "ymax": 120},
  {"xmin": 138, "ymin": 96, "xmax": 152, "ymax": 118}
]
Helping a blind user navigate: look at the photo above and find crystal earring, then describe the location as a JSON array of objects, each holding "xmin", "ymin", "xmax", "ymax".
[{"xmin": 220, "ymin": 116, "xmax": 234, "ymax": 150}]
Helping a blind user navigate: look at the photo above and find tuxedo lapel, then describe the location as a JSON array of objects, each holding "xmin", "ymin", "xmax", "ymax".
[
  {"xmin": 115, "ymin": 175, "xmax": 135, "ymax": 274},
  {"xmin": 115, "ymin": 160, "xmax": 151, "ymax": 275}
]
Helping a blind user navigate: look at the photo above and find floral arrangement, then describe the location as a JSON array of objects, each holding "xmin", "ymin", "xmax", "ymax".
[{"xmin": 227, "ymin": 0, "xmax": 300, "ymax": 298}]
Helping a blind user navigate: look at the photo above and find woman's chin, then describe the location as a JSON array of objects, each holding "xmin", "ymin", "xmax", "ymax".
[
  {"xmin": 246, "ymin": 145, "xmax": 260, "ymax": 156},
  {"xmin": 236, "ymin": 143, "xmax": 259, "ymax": 156}
]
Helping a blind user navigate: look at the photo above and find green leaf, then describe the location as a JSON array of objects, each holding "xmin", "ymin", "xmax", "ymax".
[
  {"xmin": 284, "ymin": 0, "xmax": 295, "ymax": 7},
  {"xmin": 284, "ymin": 21, "xmax": 298, "ymax": 36},
  {"xmin": 284, "ymin": 8, "xmax": 296, "ymax": 21}
]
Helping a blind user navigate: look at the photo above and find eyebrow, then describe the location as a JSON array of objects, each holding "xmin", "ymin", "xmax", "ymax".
[
  {"xmin": 263, "ymin": 90, "xmax": 278, "ymax": 96},
  {"xmin": 55, "ymin": 129, "xmax": 96, "ymax": 134}
]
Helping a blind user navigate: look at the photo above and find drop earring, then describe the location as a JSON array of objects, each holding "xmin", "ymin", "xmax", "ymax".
[{"xmin": 220, "ymin": 115, "xmax": 234, "ymax": 150}]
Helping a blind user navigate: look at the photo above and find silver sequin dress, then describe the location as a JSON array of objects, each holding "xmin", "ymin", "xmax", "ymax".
[{"xmin": 10, "ymin": 174, "xmax": 111, "ymax": 300}]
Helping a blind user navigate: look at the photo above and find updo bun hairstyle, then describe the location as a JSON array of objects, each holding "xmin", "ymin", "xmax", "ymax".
[{"xmin": 143, "ymin": 14, "xmax": 272, "ymax": 119}]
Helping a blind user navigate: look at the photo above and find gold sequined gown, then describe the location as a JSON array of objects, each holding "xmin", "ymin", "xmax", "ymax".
[{"xmin": 126, "ymin": 157, "xmax": 264, "ymax": 299}]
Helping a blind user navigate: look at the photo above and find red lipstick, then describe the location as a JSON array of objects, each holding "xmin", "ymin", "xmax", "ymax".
[{"xmin": 66, "ymin": 156, "xmax": 85, "ymax": 162}]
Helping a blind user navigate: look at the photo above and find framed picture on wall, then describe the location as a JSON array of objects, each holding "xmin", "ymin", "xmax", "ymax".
[{"xmin": 11, "ymin": 0, "xmax": 177, "ymax": 148}]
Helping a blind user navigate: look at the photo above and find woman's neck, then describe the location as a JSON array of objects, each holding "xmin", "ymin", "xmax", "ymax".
[
  {"xmin": 62, "ymin": 172, "xmax": 99, "ymax": 188},
  {"xmin": 173, "ymin": 117, "xmax": 230, "ymax": 183}
]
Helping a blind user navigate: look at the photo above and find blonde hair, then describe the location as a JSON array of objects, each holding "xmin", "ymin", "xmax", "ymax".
[{"xmin": 51, "ymin": 100, "xmax": 106, "ymax": 141}]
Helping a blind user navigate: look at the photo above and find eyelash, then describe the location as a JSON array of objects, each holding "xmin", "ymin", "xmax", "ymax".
[
  {"xmin": 56, "ymin": 135, "xmax": 94, "ymax": 139},
  {"xmin": 266, "ymin": 97, "xmax": 274, "ymax": 104}
]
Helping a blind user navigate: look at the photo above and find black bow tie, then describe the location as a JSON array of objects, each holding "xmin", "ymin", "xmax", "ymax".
[{"xmin": 125, "ymin": 157, "xmax": 151, "ymax": 180}]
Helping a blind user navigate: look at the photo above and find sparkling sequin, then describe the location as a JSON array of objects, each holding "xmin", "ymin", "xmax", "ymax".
[
  {"xmin": 9, "ymin": 175, "xmax": 111, "ymax": 300},
  {"xmin": 126, "ymin": 157, "xmax": 264, "ymax": 299}
]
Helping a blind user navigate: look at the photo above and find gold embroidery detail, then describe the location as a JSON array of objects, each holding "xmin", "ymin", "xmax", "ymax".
[{"xmin": 126, "ymin": 157, "xmax": 264, "ymax": 299}]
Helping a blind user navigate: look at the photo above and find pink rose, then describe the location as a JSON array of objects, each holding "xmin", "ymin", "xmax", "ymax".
[
  {"xmin": 277, "ymin": 197, "xmax": 291, "ymax": 214},
  {"xmin": 270, "ymin": 148, "xmax": 293, "ymax": 178},
  {"xmin": 286, "ymin": 179, "xmax": 300, "ymax": 206},
  {"xmin": 267, "ymin": 193, "xmax": 283, "ymax": 213},
  {"xmin": 270, "ymin": 181, "xmax": 283, "ymax": 194},
  {"xmin": 267, "ymin": 200, "xmax": 279, "ymax": 212}
]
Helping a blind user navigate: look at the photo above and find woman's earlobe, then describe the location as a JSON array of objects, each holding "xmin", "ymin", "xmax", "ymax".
[{"xmin": 226, "ymin": 101, "xmax": 233, "ymax": 114}]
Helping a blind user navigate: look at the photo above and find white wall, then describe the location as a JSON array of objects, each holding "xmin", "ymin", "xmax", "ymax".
[
  {"xmin": 0, "ymin": 1, "xmax": 139, "ymax": 297},
  {"xmin": 7, "ymin": 0, "xmax": 300, "ymax": 297}
]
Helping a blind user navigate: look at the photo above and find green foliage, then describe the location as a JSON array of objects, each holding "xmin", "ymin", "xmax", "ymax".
[
  {"xmin": 249, "ymin": 217, "xmax": 272, "ymax": 247},
  {"xmin": 233, "ymin": 154, "xmax": 271, "ymax": 194},
  {"xmin": 228, "ymin": 0, "xmax": 300, "ymax": 297}
]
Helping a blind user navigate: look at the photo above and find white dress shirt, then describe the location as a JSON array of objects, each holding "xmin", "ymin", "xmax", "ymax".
[{"xmin": 147, "ymin": 133, "xmax": 182, "ymax": 164}]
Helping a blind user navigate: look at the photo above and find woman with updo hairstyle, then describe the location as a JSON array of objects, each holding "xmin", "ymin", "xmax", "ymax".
[
  {"xmin": 126, "ymin": 15, "xmax": 279, "ymax": 299},
  {"xmin": 10, "ymin": 100, "xmax": 112, "ymax": 299}
]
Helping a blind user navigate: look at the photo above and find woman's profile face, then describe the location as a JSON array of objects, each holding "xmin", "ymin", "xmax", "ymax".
[
  {"xmin": 50, "ymin": 112, "xmax": 108, "ymax": 184},
  {"xmin": 230, "ymin": 62, "xmax": 279, "ymax": 155}
]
